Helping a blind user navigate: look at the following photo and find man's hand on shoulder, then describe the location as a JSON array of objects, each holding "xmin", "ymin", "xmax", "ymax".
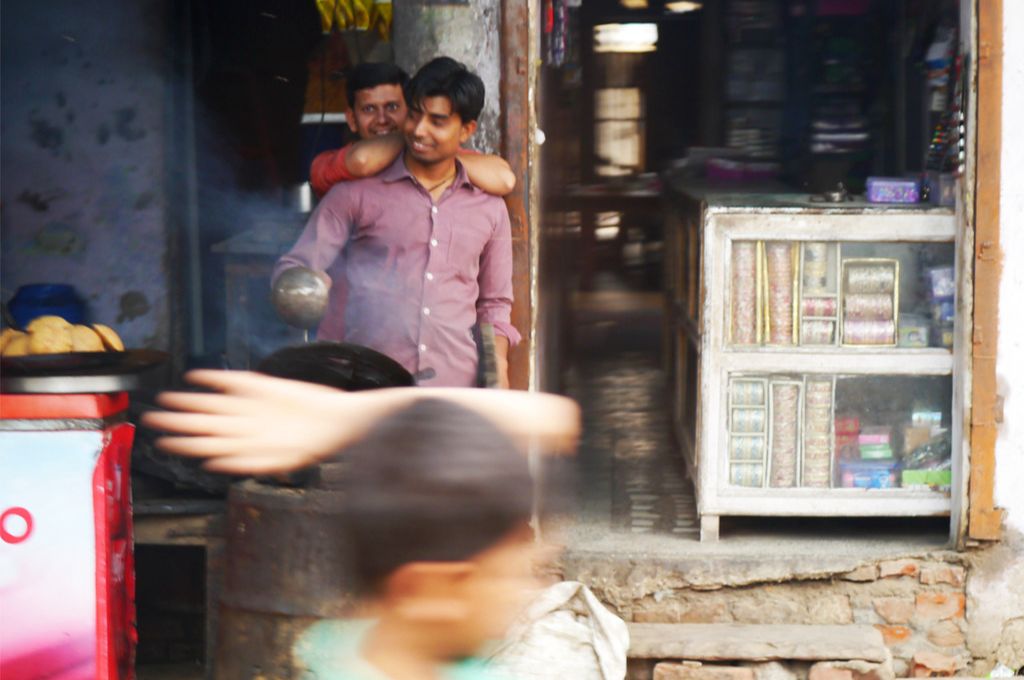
[{"xmin": 458, "ymin": 151, "xmax": 516, "ymax": 197}]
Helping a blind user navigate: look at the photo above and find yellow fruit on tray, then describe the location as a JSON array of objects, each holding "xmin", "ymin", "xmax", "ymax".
[
  {"xmin": 4, "ymin": 335, "xmax": 30, "ymax": 356},
  {"xmin": 26, "ymin": 315, "xmax": 72, "ymax": 334},
  {"xmin": 0, "ymin": 328, "xmax": 22, "ymax": 353},
  {"xmin": 92, "ymin": 324, "xmax": 125, "ymax": 352},
  {"xmin": 28, "ymin": 325, "xmax": 73, "ymax": 354},
  {"xmin": 0, "ymin": 316, "xmax": 129, "ymax": 357},
  {"xmin": 71, "ymin": 324, "xmax": 105, "ymax": 352}
]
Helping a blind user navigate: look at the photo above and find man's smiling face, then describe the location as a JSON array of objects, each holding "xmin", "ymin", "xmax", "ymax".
[
  {"xmin": 404, "ymin": 95, "xmax": 476, "ymax": 165},
  {"xmin": 348, "ymin": 83, "xmax": 407, "ymax": 138}
]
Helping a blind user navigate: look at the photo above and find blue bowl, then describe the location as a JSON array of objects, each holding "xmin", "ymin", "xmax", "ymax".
[{"xmin": 7, "ymin": 284, "xmax": 86, "ymax": 329}]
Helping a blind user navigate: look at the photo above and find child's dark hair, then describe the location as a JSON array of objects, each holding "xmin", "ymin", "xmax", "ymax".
[
  {"xmin": 346, "ymin": 62, "xmax": 410, "ymax": 109},
  {"xmin": 339, "ymin": 398, "xmax": 533, "ymax": 593},
  {"xmin": 404, "ymin": 57, "xmax": 485, "ymax": 123}
]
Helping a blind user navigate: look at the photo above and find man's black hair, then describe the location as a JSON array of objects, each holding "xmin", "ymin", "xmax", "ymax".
[
  {"xmin": 346, "ymin": 62, "xmax": 409, "ymax": 109},
  {"xmin": 404, "ymin": 57, "xmax": 485, "ymax": 123},
  {"xmin": 339, "ymin": 398, "xmax": 533, "ymax": 593}
]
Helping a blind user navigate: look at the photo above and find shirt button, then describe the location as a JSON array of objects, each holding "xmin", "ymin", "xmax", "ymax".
[
  {"xmin": 423, "ymin": 307, "xmax": 431, "ymax": 316},
  {"xmin": 425, "ymin": 272, "xmax": 434, "ymax": 281},
  {"xmin": 419, "ymin": 344, "xmax": 427, "ymax": 352},
  {"xmin": 430, "ymin": 238, "xmax": 438, "ymax": 247},
  {"xmin": 431, "ymin": 206, "xmax": 438, "ymax": 214}
]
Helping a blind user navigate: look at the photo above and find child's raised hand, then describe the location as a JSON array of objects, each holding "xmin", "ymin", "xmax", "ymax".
[
  {"xmin": 142, "ymin": 370, "xmax": 361, "ymax": 474},
  {"xmin": 142, "ymin": 369, "xmax": 582, "ymax": 475}
]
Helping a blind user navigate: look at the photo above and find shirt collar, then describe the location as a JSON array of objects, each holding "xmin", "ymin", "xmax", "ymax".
[{"xmin": 381, "ymin": 152, "xmax": 482, "ymax": 194}]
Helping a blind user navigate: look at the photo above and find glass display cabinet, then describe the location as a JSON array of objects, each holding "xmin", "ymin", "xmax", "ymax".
[{"xmin": 664, "ymin": 189, "xmax": 964, "ymax": 541}]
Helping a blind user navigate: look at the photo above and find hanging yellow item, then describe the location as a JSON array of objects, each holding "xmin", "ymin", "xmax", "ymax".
[
  {"xmin": 316, "ymin": 0, "xmax": 389, "ymax": 37},
  {"xmin": 372, "ymin": 0, "xmax": 393, "ymax": 40},
  {"xmin": 315, "ymin": 0, "xmax": 355, "ymax": 32},
  {"xmin": 352, "ymin": 0, "xmax": 373, "ymax": 30},
  {"xmin": 334, "ymin": 0, "xmax": 355, "ymax": 31}
]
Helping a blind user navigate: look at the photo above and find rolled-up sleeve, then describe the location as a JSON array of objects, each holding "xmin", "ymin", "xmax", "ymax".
[
  {"xmin": 309, "ymin": 144, "xmax": 356, "ymax": 198},
  {"xmin": 476, "ymin": 203, "xmax": 521, "ymax": 346},
  {"xmin": 272, "ymin": 189, "xmax": 354, "ymax": 288}
]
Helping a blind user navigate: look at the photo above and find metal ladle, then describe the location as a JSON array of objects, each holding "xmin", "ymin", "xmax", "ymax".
[{"xmin": 271, "ymin": 266, "xmax": 329, "ymax": 340}]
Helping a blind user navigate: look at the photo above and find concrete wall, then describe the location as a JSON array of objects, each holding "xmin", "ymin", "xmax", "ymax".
[
  {"xmin": 963, "ymin": 2, "xmax": 1024, "ymax": 675},
  {"xmin": 0, "ymin": 0, "xmax": 174, "ymax": 350},
  {"xmin": 392, "ymin": 0, "xmax": 503, "ymax": 154}
]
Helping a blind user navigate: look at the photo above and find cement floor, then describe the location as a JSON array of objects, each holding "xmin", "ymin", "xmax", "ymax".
[{"xmin": 558, "ymin": 281, "xmax": 955, "ymax": 583}]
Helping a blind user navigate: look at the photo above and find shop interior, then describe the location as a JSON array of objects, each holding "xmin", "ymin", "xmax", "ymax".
[
  {"xmin": 151, "ymin": 0, "xmax": 968, "ymax": 671},
  {"xmin": 535, "ymin": 0, "xmax": 965, "ymax": 545},
  {"xmin": 0, "ymin": 0, "xmax": 971, "ymax": 675}
]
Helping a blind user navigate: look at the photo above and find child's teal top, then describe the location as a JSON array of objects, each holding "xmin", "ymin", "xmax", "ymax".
[{"xmin": 295, "ymin": 619, "xmax": 503, "ymax": 680}]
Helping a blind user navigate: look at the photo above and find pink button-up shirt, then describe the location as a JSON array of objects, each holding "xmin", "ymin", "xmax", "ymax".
[{"xmin": 273, "ymin": 154, "xmax": 520, "ymax": 387}]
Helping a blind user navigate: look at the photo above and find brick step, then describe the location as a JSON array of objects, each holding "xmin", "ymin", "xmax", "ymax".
[{"xmin": 628, "ymin": 623, "xmax": 889, "ymax": 663}]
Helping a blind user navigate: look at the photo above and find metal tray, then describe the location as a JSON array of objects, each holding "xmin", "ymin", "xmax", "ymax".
[{"xmin": 1, "ymin": 349, "xmax": 169, "ymax": 393}]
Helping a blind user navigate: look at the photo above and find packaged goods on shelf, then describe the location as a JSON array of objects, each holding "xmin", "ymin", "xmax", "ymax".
[
  {"xmin": 727, "ymin": 377, "xmax": 769, "ymax": 486},
  {"xmin": 844, "ymin": 319, "xmax": 897, "ymax": 345},
  {"xmin": 927, "ymin": 266, "xmax": 956, "ymax": 299},
  {"xmin": 730, "ymin": 242, "xmax": 759, "ymax": 344},
  {"xmin": 802, "ymin": 297, "xmax": 838, "ymax": 317},
  {"xmin": 731, "ymin": 463, "xmax": 765, "ymax": 487},
  {"xmin": 765, "ymin": 243, "xmax": 797, "ymax": 345},
  {"xmin": 769, "ymin": 381, "xmax": 801, "ymax": 488},
  {"xmin": 933, "ymin": 321, "xmax": 954, "ymax": 349},
  {"xmin": 931, "ymin": 298, "xmax": 955, "ymax": 323},
  {"xmin": 801, "ymin": 320, "xmax": 836, "ymax": 345},
  {"xmin": 858, "ymin": 426, "xmax": 891, "ymax": 445},
  {"xmin": 911, "ymin": 407, "xmax": 943, "ymax": 429},
  {"xmin": 839, "ymin": 460, "xmax": 899, "ymax": 489},
  {"xmin": 801, "ymin": 378, "xmax": 834, "ymax": 488},
  {"xmin": 903, "ymin": 425, "xmax": 934, "ymax": 454},
  {"xmin": 898, "ymin": 314, "xmax": 930, "ymax": 348},
  {"xmin": 841, "ymin": 259, "xmax": 899, "ymax": 345},
  {"xmin": 866, "ymin": 177, "xmax": 921, "ymax": 204}
]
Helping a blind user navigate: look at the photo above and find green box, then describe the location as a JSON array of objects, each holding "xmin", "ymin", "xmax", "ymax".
[{"xmin": 901, "ymin": 469, "xmax": 952, "ymax": 487}]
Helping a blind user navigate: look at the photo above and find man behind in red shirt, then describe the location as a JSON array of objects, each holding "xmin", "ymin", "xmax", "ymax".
[{"xmin": 310, "ymin": 62, "xmax": 515, "ymax": 198}]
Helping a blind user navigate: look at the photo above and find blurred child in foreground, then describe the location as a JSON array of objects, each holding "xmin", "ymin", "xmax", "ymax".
[{"xmin": 142, "ymin": 370, "xmax": 580, "ymax": 679}]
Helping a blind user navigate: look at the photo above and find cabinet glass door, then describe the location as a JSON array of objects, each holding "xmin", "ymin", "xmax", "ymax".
[
  {"xmin": 727, "ymin": 240, "xmax": 955, "ymax": 350},
  {"xmin": 725, "ymin": 373, "xmax": 952, "ymax": 491}
]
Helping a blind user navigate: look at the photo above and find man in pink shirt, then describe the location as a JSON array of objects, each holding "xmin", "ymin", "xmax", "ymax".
[
  {"xmin": 307, "ymin": 62, "xmax": 516, "ymax": 341},
  {"xmin": 275, "ymin": 58, "xmax": 520, "ymax": 388}
]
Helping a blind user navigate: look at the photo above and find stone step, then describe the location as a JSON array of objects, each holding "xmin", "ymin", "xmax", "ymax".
[{"xmin": 628, "ymin": 623, "xmax": 889, "ymax": 663}]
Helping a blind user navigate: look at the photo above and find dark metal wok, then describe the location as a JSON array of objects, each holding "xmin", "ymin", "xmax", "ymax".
[{"xmin": 256, "ymin": 342, "xmax": 414, "ymax": 391}]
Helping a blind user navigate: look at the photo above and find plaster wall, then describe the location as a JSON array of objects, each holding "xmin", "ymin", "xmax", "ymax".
[
  {"xmin": 392, "ymin": 0, "xmax": 503, "ymax": 154},
  {"xmin": 0, "ymin": 0, "xmax": 173, "ymax": 350},
  {"xmin": 995, "ymin": 0, "xmax": 1024, "ymax": 537},
  {"xmin": 963, "ymin": 1, "xmax": 1024, "ymax": 673}
]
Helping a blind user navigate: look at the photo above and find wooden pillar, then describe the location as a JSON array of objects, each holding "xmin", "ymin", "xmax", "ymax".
[
  {"xmin": 969, "ymin": 0, "xmax": 1004, "ymax": 541},
  {"xmin": 501, "ymin": 0, "xmax": 534, "ymax": 390}
]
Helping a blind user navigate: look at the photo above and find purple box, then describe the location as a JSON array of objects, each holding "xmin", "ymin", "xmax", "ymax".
[{"xmin": 866, "ymin": 177, "xmax": 920, "ymax": 204}]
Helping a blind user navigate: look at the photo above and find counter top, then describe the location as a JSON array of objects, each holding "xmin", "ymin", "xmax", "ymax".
[{"xmin": 664, "ymin": 175, "xmax": 955, "ymax": 216}]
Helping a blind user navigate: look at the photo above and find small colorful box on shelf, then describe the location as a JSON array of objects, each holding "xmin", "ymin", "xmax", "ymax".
[
  {"xmin": 839, "ymin": 460, "xmax": 900, "ymax": 489},
  {"xmin": 898, "ymin": 314, "xmax": 930, "ymax": 348},
  {"xmin": 901, "ymin": 469, "xmax": 952, "ymax": 488},
  {"xmin": 866, "ymin": 176, "xmax": 920, "ymax": 204}
]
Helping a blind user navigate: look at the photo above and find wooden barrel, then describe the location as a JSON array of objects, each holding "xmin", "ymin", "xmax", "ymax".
[{"xmin": 214, "ymin": 479, "xmax": 353, "ymax": 679}]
